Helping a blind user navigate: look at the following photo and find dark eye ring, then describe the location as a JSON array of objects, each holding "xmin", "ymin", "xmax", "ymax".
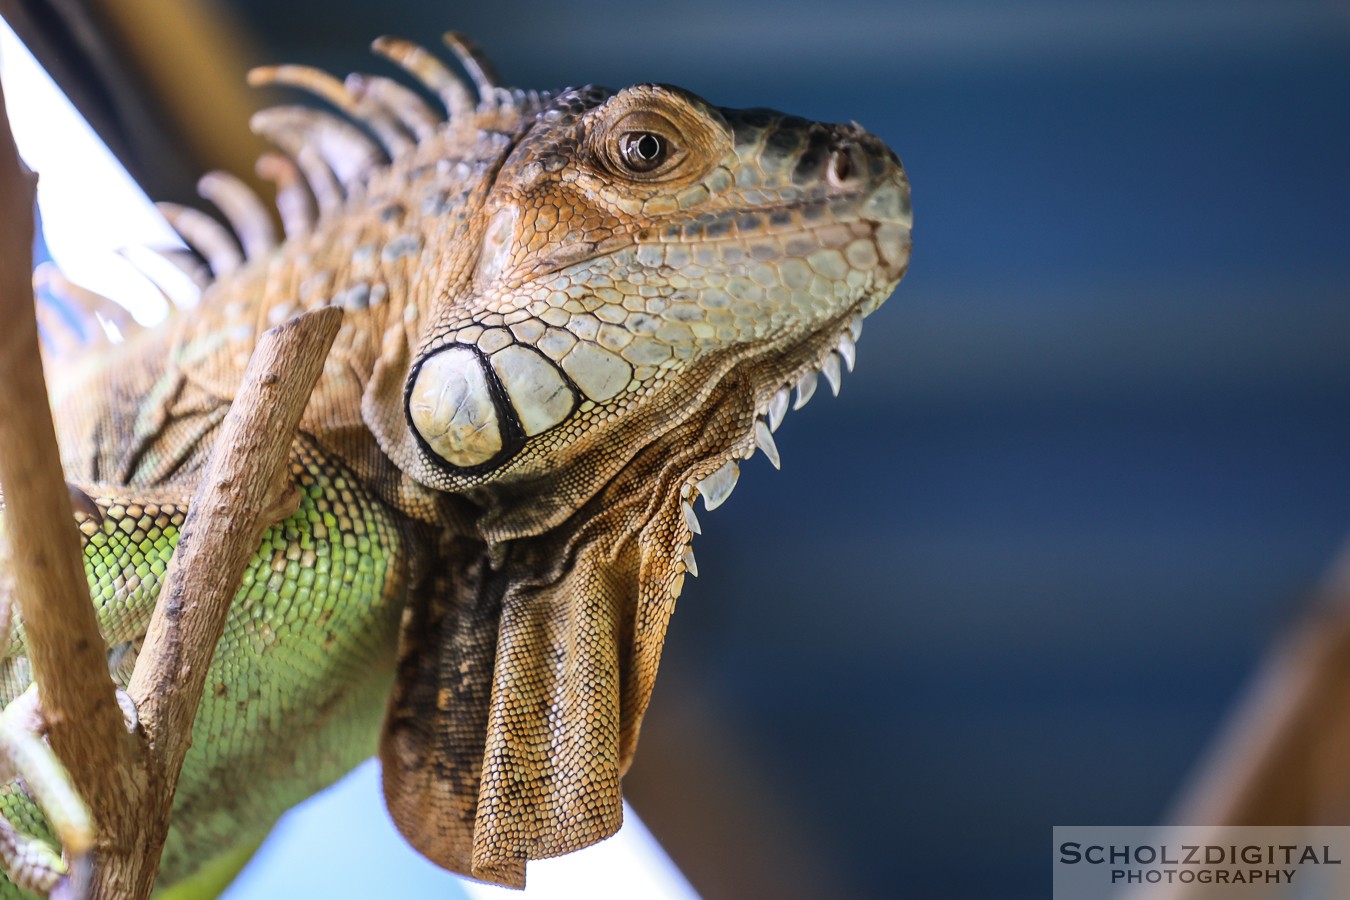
[{"xmin": 618, "ymin": 132, "xmax": 668, "ymax": 172}]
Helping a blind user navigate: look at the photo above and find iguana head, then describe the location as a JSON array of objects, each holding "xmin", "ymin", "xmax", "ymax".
[{"xmin": 395, "ymin": 82, "xmax": 910, "ymax": 508}]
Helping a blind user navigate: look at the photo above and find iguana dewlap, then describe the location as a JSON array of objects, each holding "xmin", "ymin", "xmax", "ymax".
[{"xmin": 0, "ymin": 31, "xmax": 911, "ymax": 893}]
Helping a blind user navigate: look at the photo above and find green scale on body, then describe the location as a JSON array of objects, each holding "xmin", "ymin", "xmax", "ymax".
[{"xmin": 0, "ymin": 443, "xmax": 409, "ymax": 894}]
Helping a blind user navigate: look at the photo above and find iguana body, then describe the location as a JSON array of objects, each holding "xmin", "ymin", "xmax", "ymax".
[{"xmin": 0, "ymin": 32, "xmax": 911, "ymax": 894}]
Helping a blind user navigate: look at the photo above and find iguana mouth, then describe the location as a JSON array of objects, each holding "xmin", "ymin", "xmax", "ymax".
[
  {"xmin": 591, "ymin": 169, "xmax": 913, "ymax": 265},
  {"xmin": 679, "ymin": 299, "xmax": 873, "ymax": 517},
  {"xmin": 526, "ymin": 202, "xmax": 905, "ymax": 285}
]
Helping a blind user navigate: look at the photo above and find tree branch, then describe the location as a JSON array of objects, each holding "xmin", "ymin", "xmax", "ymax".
[
  {"xmin": 119, "ymin": 305, "xmax": 342, "ymax": 895},
  {"xmin": 0, "ymin": 67, "xmax": 137, "ymax": 869},
  {"xmin": 1, "ymin": 67, "xmax": 344, "ymax": 898}
]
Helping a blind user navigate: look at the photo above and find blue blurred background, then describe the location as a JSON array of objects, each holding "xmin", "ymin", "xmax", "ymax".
[
  {"xmin": 22, "ymin": 1, "xmax": 1350, "ymax": 897},
  {"xmin": 224, "ymin": 1, "xmax": 1350, "ymax": 897}
]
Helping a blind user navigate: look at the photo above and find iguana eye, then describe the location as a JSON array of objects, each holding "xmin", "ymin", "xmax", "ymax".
[
  {"xmin": 619, "ymin": 132, "xmax": 667, "ymax": 172},
  {"xmin": 584, "ymin": 88, "xmax": 727, "ymax": 186}
]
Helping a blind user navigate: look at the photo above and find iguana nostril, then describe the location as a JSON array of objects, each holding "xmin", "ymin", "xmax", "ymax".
[{"xmin": 826, "ymin": 147, "xmax": 855, "ymax": 187}]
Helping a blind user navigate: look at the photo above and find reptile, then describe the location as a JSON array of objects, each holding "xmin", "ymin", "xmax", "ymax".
[{"xmin": 0, "ymin": 30, "xmax": 911, "ymax": 896}]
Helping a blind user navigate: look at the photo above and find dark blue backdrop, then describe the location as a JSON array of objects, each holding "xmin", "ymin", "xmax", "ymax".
[{"xmin": 220, "ymin": 2, "xmax": 1350, "ymax": 896}]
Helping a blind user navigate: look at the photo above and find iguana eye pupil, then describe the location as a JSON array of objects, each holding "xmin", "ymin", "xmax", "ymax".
[
  {"xmin": 620, "ymin": 132, "xmax": 666, "ymax": 171},
  {"xmin": 633, "ymin": 134, "xmax": 660, "ymax": 159}
]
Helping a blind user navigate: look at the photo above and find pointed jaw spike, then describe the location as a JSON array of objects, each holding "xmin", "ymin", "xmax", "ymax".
[
  {"xmin": 681, "ymin": 548, "xmax": 699, "ymax": 577},
  {"xmin": 792, "ymin": 369, "xmax": 819, "ymax": 410},
  {"xmin": 837, "ymin": 331, "xmax": 857, "ymax": 372},
  {"xmin": 766, "ymin": 386, "xmax": 790, "ymax": 432},
  {"xmin": 753, "ymin": 420, "xmax": 781, "ymax": 470},
  {"xmin": 821, "ymin": 352, "xmax": 843, "ymax": 397},
  {"xmin": 696, "ymin": 460, "xmax": 740, "ymax": 511},
  {"xmin": 681, "ymin": 500, "xmax": 702, "ymax": 535}
]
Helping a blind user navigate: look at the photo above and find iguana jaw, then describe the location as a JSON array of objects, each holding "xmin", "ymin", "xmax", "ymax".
[{"xmin": 507, "ymin": 164, "xmax": 911, "ymax": 527}]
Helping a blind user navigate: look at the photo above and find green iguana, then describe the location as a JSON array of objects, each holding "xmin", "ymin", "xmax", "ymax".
[{"xmin": 0, "ymin": 31, "xmax": 911, "ymax": 895}]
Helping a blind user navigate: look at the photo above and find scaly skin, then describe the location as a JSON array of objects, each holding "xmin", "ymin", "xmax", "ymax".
[
  {"xmin": 0, "ymin": 32, "xmax": 911, "ymax": 894},
  {"xmin": 0, "ymin": 444, "xmax": 407, "ymax": 894}
]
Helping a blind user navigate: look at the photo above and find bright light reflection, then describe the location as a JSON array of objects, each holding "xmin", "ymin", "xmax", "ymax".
[
  {"xmin": 459, "ymin": 801, "xmax": 700, "ymax": 900},
  {"xmin": 2, "ymin": 21, "xmax": 699, "ymax": 900},
  {"xmin": 0, "ymin": 17, "xmax": 195, "ymax": 323},
  {"xmin": 228, "ymin": 759, "xmax": 700, "ymax": 899}
]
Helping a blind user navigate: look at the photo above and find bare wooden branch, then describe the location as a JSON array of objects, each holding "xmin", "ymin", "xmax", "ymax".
[
  {"xmin": 1141, "ymin": 542, "xmax": 1350, "ymax": 900},
  {"xmin": 0, "ymin": 70, "xmax": 137, "ymax": 875},
  {"xmin": 1166, "ymin": 544, "xmax": 1350, "ymax": 829},
  {"xmin": 130, "ymin": 304, "xmax": 341, "ymax": 753}
]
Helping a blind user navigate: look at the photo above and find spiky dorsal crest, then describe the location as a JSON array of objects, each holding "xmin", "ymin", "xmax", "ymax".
[{"xmin": 151, "ymin": 32, "xmax": 543, "ymax": 292}]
